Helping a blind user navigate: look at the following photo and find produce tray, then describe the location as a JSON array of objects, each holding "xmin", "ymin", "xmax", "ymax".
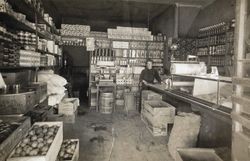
[
  {"xmin": 0, "ymin": 116, "xmax": 31, "ymax": 161},
  {"xmin": 57, "ymin": 139, "xmax": 79, "ymax": 161},
  {"xmin": 176, "ymin": 148, "xmax": 223, "ymax": 161},
  {"xmin": 7, "ymin": 122, "xmax": 63, "ymax": 161}
]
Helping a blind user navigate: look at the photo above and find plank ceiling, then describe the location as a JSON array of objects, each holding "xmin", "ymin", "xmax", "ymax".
[{"xmin": 42, "ymin": 0, "xmax": 216, "ymax": 30}]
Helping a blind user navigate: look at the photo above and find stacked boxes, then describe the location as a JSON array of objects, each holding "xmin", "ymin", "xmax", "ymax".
[
  {"xmin": 19, "ymin": 50, "xmax": 41, "ymax": 67},
  {"xmin": 57, "ymin": 98, "xmax": 79, "ymax": 123},
  {"xmin": 108, "ymin": 26, "xmax": 153, "ymax": 41},
  {"xmin": 61, "ymin": 24, "xmax": 90, "ymax": 37},
  {"xmin": 17, "ymin": 31, "xmax": 36, "ymax": 46}
]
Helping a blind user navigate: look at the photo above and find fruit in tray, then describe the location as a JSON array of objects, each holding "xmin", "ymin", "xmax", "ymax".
[
  {"xmin": 0, "ymin": 120, "xmax": 20, "ymax": 144},
  {"xmin": 58, "ymin": 140, "xmax": 78, "ymax": 160},
  {"xmin": 11, "ymin": 124, "xmax": 59, "ymax": 157}
]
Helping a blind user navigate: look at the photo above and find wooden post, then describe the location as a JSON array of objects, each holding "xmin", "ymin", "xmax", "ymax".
[
  {"xmin": 232, "ymin": 0, "xmax": 248, "ymax": 160},
  {"xmin": 174, "ymin": 3, "xmax": 179, "ymax": 38}
]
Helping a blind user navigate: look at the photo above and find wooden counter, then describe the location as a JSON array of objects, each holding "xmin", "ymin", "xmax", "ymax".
[{"xmin": 145, "ymin": 83, "xmax": 232, "ymax": 148}]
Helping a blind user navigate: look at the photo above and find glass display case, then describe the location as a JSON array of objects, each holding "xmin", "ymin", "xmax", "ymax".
[{"xmin": 171, "ymin": 74, "xmax": 232, "ymax": 109}]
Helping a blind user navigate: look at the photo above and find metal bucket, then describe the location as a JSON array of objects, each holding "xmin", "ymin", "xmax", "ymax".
[{"xmin": 100, "ymin": 92, "xmax": 114, "ymax": 114}]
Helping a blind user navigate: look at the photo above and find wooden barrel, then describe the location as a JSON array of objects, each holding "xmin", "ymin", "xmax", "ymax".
[{"xmin": 100, "ymin": 92, "xmax": 114, "ymax": 114}]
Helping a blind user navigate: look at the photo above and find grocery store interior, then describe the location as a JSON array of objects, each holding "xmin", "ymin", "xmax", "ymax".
[{"xmin": 0, "ymin": 0, "xmax": 249, "ymax": 161}]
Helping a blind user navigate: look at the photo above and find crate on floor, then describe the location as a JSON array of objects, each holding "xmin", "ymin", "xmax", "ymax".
[
  {"xmin": 59, "ymin": 98, "xmax": 79, "ymax": 115},
  {"xmin": 176, "ymin": 148, "xmax": 223, "ymax": 161},
  {"xmin": 142, "ymin": 108, "xmax": 173, "ymax": 130},
  {"xmin": 142, "ymin": 90, "xmax": 163, "ymax": 100},
  {"xmin": 144, "ymin": 100, "xmax": 176, "ymax": 123},
  {"xmin": 141, "ymin": 90, "xmax": 162, "ymax": 110},
  {"xmin": 57, "ymin": 139, "xmax": 79, "ymax": 161},
  {"xmin": 141, "ymin": 112, "xmax": 168, "ymax": 136},
  {"xmin": 7, "ymin": 122, "xmax": 63, "ymax": 161},
  {"xmin": 0, "ymin": 116, "xmax": 31, "ymax": 161}
]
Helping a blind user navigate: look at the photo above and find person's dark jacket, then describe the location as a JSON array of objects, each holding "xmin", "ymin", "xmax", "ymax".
[{"xmin": 139, "ymin": 68, "xmax": 161, "ymax": 84}]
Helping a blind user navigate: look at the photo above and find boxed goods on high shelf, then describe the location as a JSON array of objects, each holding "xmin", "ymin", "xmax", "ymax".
[
  {"xmin": 0, "ymin": 1, "xmax": 36, "ymax": 31},
  {"xmin": 90, "ymin": 31, "xmax": 108, "ymax": 39},
  {"xmin": 0, "ymin": 0, "xmax": 61, "ymax": 69},
  {"xmin": 61, "ymin": 24, "xmax": 90, "ymax": 37},
  {"xmin": 61, "ymin": 25, "xmax": 89, "ymax": 46},
  {"xmin": 62, "ymin": 37, "xmax": 85, "ymax": 46},
  {"xmin": 108, "ymin": 26, "xmax": 153, "ymax": 41},
  {"xmin": 0, "ymin": 116, "xmax": 31, "ymax": 161}
]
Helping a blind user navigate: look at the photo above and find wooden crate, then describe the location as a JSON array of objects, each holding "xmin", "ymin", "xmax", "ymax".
[
  {"xmin": 144, "ymin": 100, "xmax": 175, "ymax": 123},
  {"xmin": 7, "ymin": 122, "xmax": 63, "ymax": 161},
  {"xmin": 59, "ymin": 98, "xmax": 79, "ymax": 116},
  {"xmin": 57, "ymin": 139, "xmax": 79, "ymax": 161},
  {"xmin": 142, "ymin": 90, "xmax": 162, "ymax": 100},
  {"xmin": 0, "ymin": 116, "xmax": 31, "ymax": 161},
  {"xmin": 176, "ymin": 148, "xmax": 223, "ymax": 161},
  {"xmin": 141, "ymin": 113, "xmax": 168, "ymax": 136},
  {"xmin": 142, "ymin": 108, "xmax": 173, "ymax": 128}
]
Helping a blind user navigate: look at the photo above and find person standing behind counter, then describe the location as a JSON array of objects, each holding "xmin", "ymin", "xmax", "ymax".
[{"xmin": 139, "ymin": 59, "xmax": 162, "ymax": 90}]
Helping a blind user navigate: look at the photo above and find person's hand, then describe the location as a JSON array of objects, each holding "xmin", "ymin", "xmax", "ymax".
[{"xmin": 142, "ymin": 80, "xmax": 148, "ymax": 85}]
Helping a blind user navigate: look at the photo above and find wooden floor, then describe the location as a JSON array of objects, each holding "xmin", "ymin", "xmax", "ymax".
[{"xmin": 63, "ymin": 107, "xmax": 174, "ymax": 161}]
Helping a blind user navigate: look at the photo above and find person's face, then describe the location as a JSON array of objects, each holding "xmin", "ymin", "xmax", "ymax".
[{"xmin": 146, "ymin": 61, "xmax": 153, "ymax": 69}]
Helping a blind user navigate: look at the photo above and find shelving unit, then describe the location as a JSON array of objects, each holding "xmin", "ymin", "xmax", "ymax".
[
  {"xmin": 0, "ymin": 0, "xmax": 62, "ymax": 118},
  {"xmin": 0, "ymin": 0, "xmax": 62, "ymax": 69},
  {"xmin": 87, "ymin": 36, "xmax": 165, "ymax": 109},
  {"xmin": 232, "ymin": 0, "xmax": 250, "ymax": 161},
  {"xmin": 196, "ymin": 21, "xmax": 235, "ymax": 76}
]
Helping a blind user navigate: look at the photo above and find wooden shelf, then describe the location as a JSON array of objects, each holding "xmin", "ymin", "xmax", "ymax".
[
  {"xmin": 7, "ymin": 0, "xmax": 59, "ymax": 35},
  {"xmin": 38, "ymin": 50, "xmax": 62, "ymax": 57},
  {"xmin": 0, "ymin": 11, "xmax": 36, "ymax": 33},
  {"xmin": 198, "ymin": 31, "xmax": 227, "ymax": 38}
]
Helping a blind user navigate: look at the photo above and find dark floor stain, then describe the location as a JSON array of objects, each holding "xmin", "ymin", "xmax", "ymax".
[
  {"xmin": 150, "ymin": 141, "xmax": 155, "ymax": 146},
  {"xmin": 89, "ymin": 136, "xmax": 105, "ymax": 143},
  {"xmin": 94, "ymin": 126, "xmax": 107, "ymax": 131},
  {"xmin": 136, "ymin": 145, "xmax": 142, "ymax": 151},
  {"xmin": 78, "ymin": 111, "xmax": 87, "ymax": 115}
]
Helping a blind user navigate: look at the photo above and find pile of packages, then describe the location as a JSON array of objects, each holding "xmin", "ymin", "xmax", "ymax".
[{"xmin": 38, "ymin": 70, "xmax": 67, "ymax": 106}]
